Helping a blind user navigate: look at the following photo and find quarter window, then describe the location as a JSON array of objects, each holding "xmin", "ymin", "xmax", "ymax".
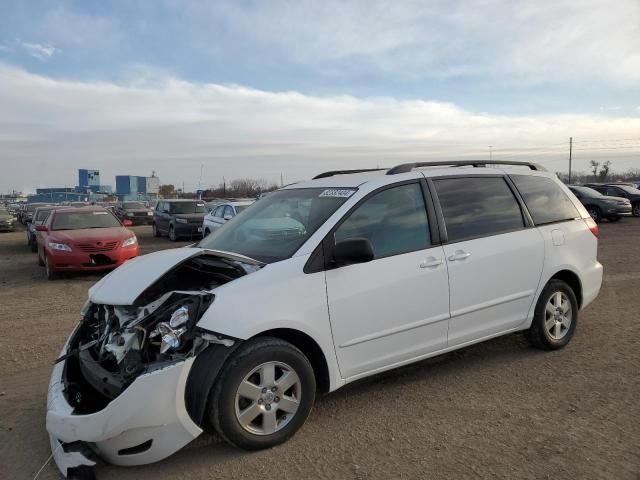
[
  {"xmin": 434, "ymin": 177, "xmax": 525, "ymax": 242},
  {"xmin": 511, "ymin": 175, "xmax": 579, "ymax": 225},
  {"xmin": 334, "ymin": 183, "xmax": 430, "ymax": 258}
]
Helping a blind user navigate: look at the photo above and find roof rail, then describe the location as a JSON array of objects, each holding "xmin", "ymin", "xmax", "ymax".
[
  {"xmin": 386, "ymin": 160, "xmax": 546, "ymax": 175},
  {"xmin": 313, "ymin": 168, "xmax": 387, "ymax": 180}
]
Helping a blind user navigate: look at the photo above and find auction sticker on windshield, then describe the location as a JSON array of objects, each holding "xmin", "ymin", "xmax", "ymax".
[{"xmin": 319, "ymin": 189, "xmax": 355, "ymax": 198}]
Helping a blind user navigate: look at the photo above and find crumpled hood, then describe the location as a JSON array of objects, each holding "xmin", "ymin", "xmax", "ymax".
[
  {"xmin": 89, "ymin": 247, "xmax": 201, "ymax": 305},
  {"xmin": 88, "ymin": 247, "xmax": 263, "ymax": 306}
]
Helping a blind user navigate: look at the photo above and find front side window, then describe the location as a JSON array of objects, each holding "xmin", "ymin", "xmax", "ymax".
[
  {"xmin": 511, "ymin": 175, "xmax": 579, "ymax": 225},
  {"xmin": 434, "ymin": 177, "xmax": 524, "ymax": 242},
  {"xmin": 224, "ymin": 205, "xmax": 234, "ymax": 218},
  {"xmin": 213, "ymin": 206, "xmax": 224, "ymax": 217},
  {"xmin": 334, "ymin": 183, "xmax": 430, "ymax": 258},
  {"xmin": 199, "ymin": 188, "xmax": 353, "ymax": 263}
]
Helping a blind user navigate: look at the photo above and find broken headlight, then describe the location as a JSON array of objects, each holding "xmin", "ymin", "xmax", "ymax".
[{"xmin": 149, "ymin": 302, "xmax": 202, "ymax": 354}]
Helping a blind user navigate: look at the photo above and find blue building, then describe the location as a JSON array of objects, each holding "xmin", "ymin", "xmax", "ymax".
[
  {"xmin": 78, "ymin": 169, "xmax": 100, "ymax": 189},
  {"xmin": 116, "ymin": 175, "xmax": 154, "ymax": 200}
]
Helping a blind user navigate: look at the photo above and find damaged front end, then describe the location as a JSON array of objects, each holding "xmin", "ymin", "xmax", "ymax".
[{"xmin": 46, "ymin": 250, "xmax": 262, "ymax": 477}]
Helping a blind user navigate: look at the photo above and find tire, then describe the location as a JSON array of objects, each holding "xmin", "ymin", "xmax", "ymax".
[
  {"xmin": 44, "ymin": 255, "xmax": 56, "ymax": 280},
  {"xmin": 586, "ymin": 205, "xmax": 601, "ymax": 222},
  {"xmin": 30, "ymin": 235, "xmax": 38, "ymax": 252},
  {"xmin": 632, "ymin": 202, "xmax": 640, "ymax": 217},
  {"xmin": 526, "ymin": 279, "xmax": 578, "ymax": 350},
  {"xmin": 208, "ymin": 337, "xmax": 316, "ymax": 451},
  {"xmin": 37, "ymin": 247, "xmax": 45, "ymax": 266},
  {"xmin": 169, "ymin": 225, "xmax": 177, "ymax": 242},
  {"xmin": 204, "ymin": 228, "xmax": 211, "ymax": 237},
  {"xmin": 608, "ymin": 216, "xmax": 621, "ymax": 222}
]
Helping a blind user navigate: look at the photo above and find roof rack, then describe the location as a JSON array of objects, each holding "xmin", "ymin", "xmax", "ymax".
[
  {"xmin": 386, "ymin": 160, "xmax": 546, "ymax": 175},
  {"xmin": 312, "ymin": 168, "xmax": 387, "ymax": 180}
]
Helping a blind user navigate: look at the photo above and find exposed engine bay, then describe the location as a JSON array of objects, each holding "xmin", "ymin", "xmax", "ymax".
[{"xmin": 60, "ymin": 251, "xmax": 263, "ymax": 413}]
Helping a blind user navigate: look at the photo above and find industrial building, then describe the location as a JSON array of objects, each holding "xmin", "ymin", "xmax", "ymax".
[{"xmin": 115, "ymin": 174, "xmax": 160, "ymax": 200}]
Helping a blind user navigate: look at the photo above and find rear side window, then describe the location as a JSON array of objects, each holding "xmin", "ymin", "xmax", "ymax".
[
  {"xmin": 511, "ymin": 175, "xmax": 579, "ymax": 225},
  {"xmin": 433, "ymin": 177, "xmax": 524, "ymax": 242},
  {"xmin": 334, "ymin": 182, "xmax": 430, "ymax": 258}
]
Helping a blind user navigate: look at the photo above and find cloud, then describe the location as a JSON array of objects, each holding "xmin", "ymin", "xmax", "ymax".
[
  {"xmin": 0, "ymin": 65, "xmax": 638, "ymax": 192},
  {"xmin": 21, "ymin": 42, "xmax": 57, "ymax": 60},
  {"xmin": 204, "ymin": 0, "xmax": 640, "ymax": 86}
]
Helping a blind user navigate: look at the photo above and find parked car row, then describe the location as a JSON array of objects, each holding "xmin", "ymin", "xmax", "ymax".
[{"xmin": 568, "ymin": 183, "xmax": 640, "ymax": 222}]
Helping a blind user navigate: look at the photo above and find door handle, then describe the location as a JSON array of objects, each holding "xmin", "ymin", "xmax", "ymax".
[
  {"xmin": 420, "ymin": 257, "xmax": 443, "ymax": 268},
  {"xmin": 447, "ymin": 250, "xmax": 471, "ymax": 261}
]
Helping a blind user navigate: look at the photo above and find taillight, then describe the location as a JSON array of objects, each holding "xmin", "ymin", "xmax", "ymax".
[{"xmin": 584, "ymin": 217, "xmax": 599, "ymax": 237}]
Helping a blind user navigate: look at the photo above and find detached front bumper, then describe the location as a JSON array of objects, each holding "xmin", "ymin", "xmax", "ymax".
[{"xmin": 46, "ymin": 354, "xmax": 202, "ymax": 477}]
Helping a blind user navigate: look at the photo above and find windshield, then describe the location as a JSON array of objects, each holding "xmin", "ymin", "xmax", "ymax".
[
  {"xmin": 172, "ymin": 202, "xmax": 208, "ymax": 214},
  {"xmin": 616, "ymin": 185, "xmax": 640, "ymax": 194},
  {"xmin": 199, "ymin": 188, "xmax": 354, "ymax": 263},
  {"xmin": 571, "ymin": 186, "xmax": 601, "ymax": 197},
  {"xmin": 52, "ymin": 211, "xmax": 122, "ymax": 230},
  {"xmin": 124, "ymin": 202, "xmax": 146, "ymax": 209}
]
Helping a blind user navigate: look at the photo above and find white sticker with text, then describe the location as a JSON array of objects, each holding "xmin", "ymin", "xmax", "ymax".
[{"xmin": 319, "ymin": 189, "xmax": 355, "ymax": 198}]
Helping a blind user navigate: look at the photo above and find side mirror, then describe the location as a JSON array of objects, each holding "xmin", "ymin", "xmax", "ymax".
[
  {"xmin": 333, "ymin": 238, "xmax": 374, "ymax": 267},
  {"xmin": 223, "ymin": 214, "xmax": 233, "ymax": 221},
  {"xmin": 35, "ymin": 225, "xmax": 48, "ymax": 232},
  {"xmin": 123, "ymin": 219, "xmax": 133, "ymax": 227}
]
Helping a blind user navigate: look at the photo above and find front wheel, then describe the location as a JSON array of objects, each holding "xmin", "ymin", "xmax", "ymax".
[
  {"xmin": 169, "ymin": 225, "xmax": 177, "ymax": 241},
  {"xmin": 208, "ymin": 337, "xmax": 316, "ymax": 450},
  {"xmin": 526, "ymin": 279, "xmax": 578, "ymax": 350},
  {"xmin": 44, "ymin": 255, "xmax": 57, "ymax": 280},
  {"xmin": 586, "ymin": 206, "xmax": 601, "ymax": 222},
  {"xmin": 608, "ymin": 216, "xmax": 621, "ymax": 222},
  {"xmin": 632, "ymin": 202, "xmax": 640, "ymax": 217},
  {"xmin": 152, "ymin": 223, "xmax": 161, "ymax": 237}
]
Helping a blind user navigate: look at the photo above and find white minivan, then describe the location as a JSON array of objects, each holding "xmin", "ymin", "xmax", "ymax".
[{"xmin": 46, "ymin": 161, "xmax": 602, "ymax": 478}]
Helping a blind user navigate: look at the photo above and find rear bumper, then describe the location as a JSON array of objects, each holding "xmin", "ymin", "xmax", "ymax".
[
  {"xmin": 46, "ymin": 354, "xmax": 202, "ymax": 477},
  {"xmin": 48, "ymin": 247, "xmax": 139, "ymax": 272},
  {"xmin": 603, "ymin": 205, "xmax": 632, "ymax": 216},
  {"xmin": 581, "ymin": 261, "xmax": 603, "ymax": 310}
]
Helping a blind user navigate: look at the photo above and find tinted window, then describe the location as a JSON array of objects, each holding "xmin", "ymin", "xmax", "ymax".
[
  {"xmin": 213, "ymin": 206, "xmax": 224, "ymax": 217},
  {"xmin": 334, "ymin": 183, "xmax": 430, "ymax": 258},
  {"xmin": 569, "ymin": 186, "xmax": 601, "ymax": 197},
  {"xmin": 224, "ymin": 205, "xmax": 234, "ymax": 218},
  {"xmin": 511, "ymin": 175, "xmax": 579, "ymax": 225},
  {"xmin": 170, "ymin": 202, "xmax": 208, "ymax": 214},
  {"xmin": 434, "ymin": 177, "xmax": 524, "ymax": 242}
]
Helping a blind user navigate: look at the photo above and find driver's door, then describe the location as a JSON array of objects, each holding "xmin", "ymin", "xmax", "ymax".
[{"xmin": 324, "ymin": 182, "xmax": 450, "ymax": 380}]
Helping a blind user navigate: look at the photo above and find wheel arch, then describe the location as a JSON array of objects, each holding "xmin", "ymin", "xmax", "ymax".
[
  {"xmin": 547, "ymin": 269, "xmax": 583, "ymax": 308},
  {"xmin": 252, "ymin": 328, "xmax": 331, "ymax": 394}
]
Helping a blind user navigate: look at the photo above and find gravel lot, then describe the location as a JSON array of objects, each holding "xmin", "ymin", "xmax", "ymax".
[{"xmin": 0, "ymin": 221, "xmax": 638, "ymax": 479}]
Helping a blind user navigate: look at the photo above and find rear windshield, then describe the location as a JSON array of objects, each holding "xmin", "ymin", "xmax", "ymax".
[
  {"xmin": 616, "ymin": 185, "xmax": 640, "ymax": 194},
  {"xmin": 235, "ymin": 205, "xmax": 251, "ymax": 213},
  {"xmin": 570, "ymin": 186, "xmax": 602, "ymax": 197},
  {"xmin": 35, "ymin": 209, "xmax": 52, "ymax": 222},
  {"xmin": 124, "ymin": 202, "xmax": 146, "ymax": 209},
  {"xmin": 52, "ymin": 211, "xmax": 122, "ymax": 230},
  {"xmin": 171, "ymin": 202, "xmax": 208, "ymax": 214}
]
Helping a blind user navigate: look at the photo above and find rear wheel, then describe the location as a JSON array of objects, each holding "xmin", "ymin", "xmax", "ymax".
[
  {"xmin": 37, "ymin": 247, "xmax": 44, "ymax": 266},
  {"xmin": 586, "ymin": 206, "xmax": 601, "ymax": 222},
  {"xmin": 526, "ymin": 279, "xmax": 578, "ymax": 350},
  {"xmin": 208, "ymin": 337, "xmax": 315, "ymax": 450},
  {"xmin": 152, "ymin": 223, "xmax": 161, "ymax": 237}
]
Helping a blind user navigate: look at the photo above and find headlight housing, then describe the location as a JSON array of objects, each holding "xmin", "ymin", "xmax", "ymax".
[
  {"xmin": 121, "ymin": 236, "xmax": 137, "ymax": 248},
  {"xmin": 126, "ymin": 212, "xmax": 134, "ymax": 217},
  {"xmin": 176, "ymin": 218, "xmax": 188, "ymax": 224},
  {"xmin": 49, "ymin": 242, "xmax": 72, "ymax": 252}
]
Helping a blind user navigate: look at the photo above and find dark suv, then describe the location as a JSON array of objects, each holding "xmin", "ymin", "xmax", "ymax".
[
  {"xmin": 567, "ymin": 185, "xmax": 631, "ymax": 222},
  {"xmin": 153, "ymin": 199, "xmax": 208, "ymax": 241},
  {"xmin": 114, "ymin": 201, "xmax": 154, "ymax": 225},
  {"xmin": 584, "ymin": 184, "xmax": 640, "ymax": 217}
]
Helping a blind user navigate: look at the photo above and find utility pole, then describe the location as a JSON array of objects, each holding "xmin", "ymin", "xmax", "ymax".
[
  {"xmin": 568, "ymin": 137, "xmax": 573, "ymax": 184},
  {"xmin": 488, "ymin": 145, "xmax": 493, "ymax": 161},
  {"xmin": 280, "ymin": 173, "xmax": 284, "ymax": 187}
]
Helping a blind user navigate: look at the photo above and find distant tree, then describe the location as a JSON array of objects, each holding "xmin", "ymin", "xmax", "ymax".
[
  {"xmin": 598, "ymin": 161, "xmax": 611, "ymax": 181},
  {"xmin": 159, "ymin": 184, "xmax": 175, "ymax": 198},
  {"xmin": 589, "ymin": 160, "xmax": 600, "ymax": 180}
]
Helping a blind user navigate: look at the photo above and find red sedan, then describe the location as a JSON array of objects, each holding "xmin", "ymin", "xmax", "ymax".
[{"xmin": 36, "ymin": 207, "xmax": 139, "ymax": 280}]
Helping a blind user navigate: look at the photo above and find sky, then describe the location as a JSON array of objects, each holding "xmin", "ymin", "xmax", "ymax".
[{"xmin": 0, "ymin": 0, "xmax": 639, "ymax": 193}]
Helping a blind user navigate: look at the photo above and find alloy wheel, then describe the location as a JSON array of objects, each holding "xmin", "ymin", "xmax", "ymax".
[
  {"xmin": 545, "ymin": 291, "xmax": 572, "ymax": 340},
  {"xmin": 234, "ymin": 361, "xmax": 301, "ymax": 436}
]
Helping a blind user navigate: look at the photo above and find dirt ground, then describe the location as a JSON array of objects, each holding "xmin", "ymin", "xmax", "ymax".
[{"xmin": 0, "ymin": 220, "xmax": 638, "ymax": 480}]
